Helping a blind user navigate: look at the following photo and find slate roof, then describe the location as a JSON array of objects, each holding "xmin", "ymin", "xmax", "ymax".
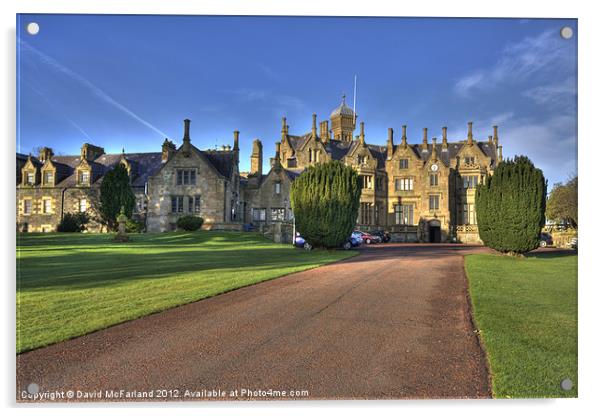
[
  {"xmin": 17, "ymin": 144, "xmax": 240, "ymax": 188},
  {"xmin": 201, "ymin": 149, "xmax": 236, "ymax": 179},
  {"xmin": 282, "ymin": 130, "xmax": 498, "ymax": 170}
]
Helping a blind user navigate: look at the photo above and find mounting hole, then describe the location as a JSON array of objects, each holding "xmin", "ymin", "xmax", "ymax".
[
  {"xmin": 27, "ymin": 383, "xmax": 40, "ymax": 394},
  {"xmin": 560, "ymin": 378, "xmax": 573, "ymax": 391},
  {"xmin": 26, "ymin": 22, "xmax": 40, "ymax": 35},
  {"xmin": 560, "ymin": 26, "xmax": 573, "ymax": 40}
]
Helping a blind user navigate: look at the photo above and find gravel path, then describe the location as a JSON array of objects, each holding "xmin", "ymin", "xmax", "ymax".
[{"xmin": 17, "ymin": 243, "xmax": 492, "ymax": 401}]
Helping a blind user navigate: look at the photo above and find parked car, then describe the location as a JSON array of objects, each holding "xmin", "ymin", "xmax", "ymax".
[
  {"xmin": 539, "ymin": 232, "xmax": 553, "ymax": 248},
  {"xmin": 354, "ymin": 231, "xmax": 381, "ymax": 244},
  {"xmin": 370, "ymin": 230, "xmax": 391, "ymax": 243},
  {"xmin": 345, "ymin": 233, "xmax": 363, "ymax": 249},
  {"xmin": 295, "ymin": 233, "xmax": 362, "ymax": 250},
  {"xmin": 294, "ymin": 233, "xmax": 312, "ymax": 250}
]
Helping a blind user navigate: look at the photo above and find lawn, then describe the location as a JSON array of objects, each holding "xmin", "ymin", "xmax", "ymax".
[
  {"xmin": 465, "ymin": 251, "xmax": 577, "ymax": 398},
  {"xmin": 16, "ymin": 231, "xmax": 357, "ymax": 353}
]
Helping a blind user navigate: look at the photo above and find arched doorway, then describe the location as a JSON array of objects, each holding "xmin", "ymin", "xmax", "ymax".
[{"xmin": 428, "ymin": 220, "xmax": 441, "ymax": 243}]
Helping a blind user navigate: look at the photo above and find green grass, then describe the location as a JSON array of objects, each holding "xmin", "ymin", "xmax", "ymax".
[
  {"xmin": 16, "ymin": 231, "xmax": 357, "ymax": 353},
  {"xmin": 465, "ymin": 251, "xmax": 577, "ymax": 398}
]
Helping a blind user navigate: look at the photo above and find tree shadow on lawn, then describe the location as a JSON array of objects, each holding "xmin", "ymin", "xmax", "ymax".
[
  {"xmin": 17, "ymin": 246, "xmax": 341, "ymax": 292},
  {"xmin": 526, "ymin": 249, "xmax": 577, "ymax": 259}
]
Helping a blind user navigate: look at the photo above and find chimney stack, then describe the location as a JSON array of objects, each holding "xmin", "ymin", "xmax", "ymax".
[
  {"xmin": 251, "ymin": 139, "xmax": 263, "ymax": 177},
  {"xmin": 442, "ymin": 126, "xmax": 448, "ymax": 148},
  {"xmin": 493, "ymin": 125, "xmax": 499, "ymax": 147},
  {"xmin": 183, "ymin": 119, "xmax": 191, "ymax": 142},
  {"xmin": 359, "ymin": 121, "xmax": 365, "ymax": 145},
  {"xmin": 422, "ymin": 128, "xmax": 428, "ymax": 151},
  {"xmin": 320, "ymin": 120, "xmax": 330, "ymax": 143},
  {"xmin": 233, "ymin": 130, "xmax": 240, "ymax": 151},
  {"xmin": 181, "ymin": 119, "xmax": 192, "ymax": 156},
  {"xmin": 311, "ymin": 113, "xmax": 317, "ymax": 139},
  {"xmin": 38, "ymin": 147, "xmax": 54, "ymax": 163},
  {"xmin": 467, "ymin": 121, "xmax": 474, "ymax": 145},
  {"xmin": 387, "ymin": 128, "xmax": 394, "ymax": 158},
  {"xmin": 281, "ymin": 117, "xmax": 287, "ymax": 137},
  {"xmin": 161, "ymin": 139, "xmax": 176, "ymax": 163},
  {"xmin": 488, "ymin": 135, "xmax": 493, "ymax": 144},
  {"xmin": 402, "ymin": 125, "xmax": 407, "ymax": 146},
  {"xmin": 430, "ymin": 138, "xmax": 438, "ymax": 161},
  {"xmin": 498, "ymin": 145, "xmax": 503, "ymax": 160}
]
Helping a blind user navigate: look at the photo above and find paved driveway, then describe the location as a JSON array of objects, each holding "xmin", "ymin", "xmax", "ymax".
[{"xmin": 17, "ymin": 244, "xmax": 492, "ymax": 401}]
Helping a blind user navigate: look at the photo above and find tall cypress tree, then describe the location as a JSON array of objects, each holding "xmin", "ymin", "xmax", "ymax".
[
  {"xmin": 475, "ymin": 156, "xmax": 547, "ymax": 255},
  {"xmin": 99, "ymin": 164, "xmax": 136, "ymax": 231},
  {"xmin": 291, "ymin": 160, "xmax": 361, "ymax": 248}
]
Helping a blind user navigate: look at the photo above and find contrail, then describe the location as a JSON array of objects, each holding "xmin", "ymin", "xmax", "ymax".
[
  {"xmin": 23, "ymin": 80, "xmax": 93, "ymax": 142},
  {"xmin": 18, "ymin": 38, "xmax": 169, "ymax": 138}
]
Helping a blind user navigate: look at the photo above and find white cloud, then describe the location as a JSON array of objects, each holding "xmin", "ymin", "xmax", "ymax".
[
  {"xmin": 454, "ymin": 29, "xmax": 574, "ymax": 97},
  {"xmin": 497, "ymin": 115, "xmax": 577, "ymax": 184},
  {"xmin": 522, "ymin": 76, "xmax": 576, "ymax": 108}
]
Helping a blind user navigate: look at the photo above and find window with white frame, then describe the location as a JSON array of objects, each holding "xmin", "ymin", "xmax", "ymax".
[
  {"xmin": 271, "ymin": 208, "xmax": 285, "ymax": 222},
  {"xmin": 395, "ymin": 204, "xmax": 414, "ymax": 225},
  {"xmin": 26, "ymin": 171, "xmax": 35, "ymax": 185},
  {"xmin": 43, "ymin": 171, "xmax": 54, "ymax": 185},
  {"xmin": 252, "ymin": 208, "xmax": 266, "ymax": 222},
  {"xmin": 42, "ymin": 199, "xmax": 52, "ymax": 214},
  {"xmin": 78, "ymin": 170, "xmax": 90, "ymax": 185},
  {"xmin": 23, "ymin": 199, "xmax": 32, "ymax": 215},
  {"xmin": 360, "ymin": 175, "xmax": 373, "ymax": 189},
  {"xmin": 395, "ymin": 177, "xmax": 413, "ymax": 191},
  {"xmin": 463, "ymin": 175, "xmax": 479, "ymax": 189},
  {"xmin": 429, "ymin": 195, "xmax": 440, "ymax": 210},
  {"xmin": 176, "ymin": 169, "xmax": 196, "ymax": 185},
  {"xmin": 171, "ymin": 196, "xmax": 184, "ymax": 213},
  {"xmin": 430, "ymin": 173, "xmax": 439, "ymax": 186},
  {"xmin": 461, "ymin": 203, "xmax": 477, "ymax": 225}
]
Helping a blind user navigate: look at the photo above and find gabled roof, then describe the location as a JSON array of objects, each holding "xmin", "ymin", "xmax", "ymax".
[
  {"xmin": 397, "ymin": 141, "xmax": 497, "ymax": 167},
  {"xmin": 18, "ymin": 152, "xmax": 165, "ymax": 188},
  {"xmin": 206, "ymin": 150, "xmax": 237, "ymax": 179}
]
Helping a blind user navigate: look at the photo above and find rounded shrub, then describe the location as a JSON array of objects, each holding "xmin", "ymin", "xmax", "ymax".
[
  {"xmin": 57, "ymin": 212, "xmax": 89, "ymax": 232},
  {"xmin": 290, "ymin": 160, "xmax": 361, "ymax": 249},
  {"xmin": 176, "ymin": 215, "xmax": 204, "ymax": 231},
  {"xmin": 475, "ymin": 155, "xmax": 547, "ymax": 255}
]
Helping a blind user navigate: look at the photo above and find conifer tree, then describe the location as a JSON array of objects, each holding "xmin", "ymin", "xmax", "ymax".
[
  {"xmin": 475, "ymin": 155, "xmax": 547, "ymax": 255},
  {"xmin": 99, "ymin": 164, "xmax": 136, "ymax": 231},
  {"xmin": 291, "ymin": 161, "xmax": 361, "ymax": 248}
]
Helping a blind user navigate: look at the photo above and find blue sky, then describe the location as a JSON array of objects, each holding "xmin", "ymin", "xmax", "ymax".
[{"xmin": 17, "ymin": 15, "xmax": 577, "ymax": 185}]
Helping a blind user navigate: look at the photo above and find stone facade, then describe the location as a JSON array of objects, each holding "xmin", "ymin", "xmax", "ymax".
[
  {"xmin": 17, "ymin": 98, "xmax": 501, "ymax": 243},
  {"xmin": 244, "ymin": 97, "xmax": 501, "ymax": 243}
]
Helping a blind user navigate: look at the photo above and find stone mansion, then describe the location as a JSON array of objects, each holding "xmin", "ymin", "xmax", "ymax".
[{"xmin": 16, "ymin": 97, "xmax": 502, "ymax": 243}]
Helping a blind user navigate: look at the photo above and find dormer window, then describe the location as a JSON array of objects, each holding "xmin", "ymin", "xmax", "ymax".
[
  {"xmin": 25, "ymin": 171, "xmax": 35, "ymax": 185},
  {"xmin": 274, "ymin": 182, "xmax": 281, "ymax": 195},
  {"xmin": 464, "ymin": 156, "xmax": 476, "ymax": 165},
  {"xmin": 78, "ymin": 170, "xmax": 90, "ymax": 185},
  {"xmin": 357, "ymin": 155, "xmax": 366, "ymax": 165},
  {"xmin": 400, "ymin": 159, "xmax": 409, "ymax": 169},
  {"xmin": 43, "ymin": 171, "xmax": 54, "ymax": 186}
]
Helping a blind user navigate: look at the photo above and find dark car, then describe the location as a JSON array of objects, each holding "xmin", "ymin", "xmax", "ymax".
[
  {"xmin": 369, "ymin": 230, "xmax": 391, "ymax": 243},
  {"xmin": 539, "ymin": 232, "xmax": 553, "ymax": 248}
]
